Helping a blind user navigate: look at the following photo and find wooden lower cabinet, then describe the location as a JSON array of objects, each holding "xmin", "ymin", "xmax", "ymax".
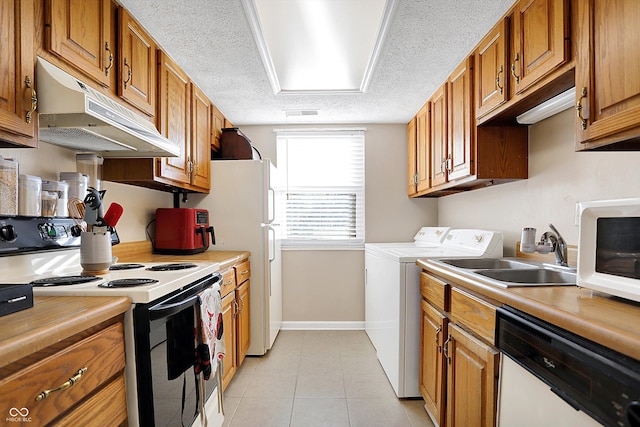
[
  {"xmin": 420, "ymin": 271, "xmax": 500, "ymax": 427},
  {"xmin": 445, "ymin": 323, "xmax": 500, "ymax": 427},
  {"xmin": 420, "ymin": 299, "xmax": 448, "ymax": 427},
  {"xmin": 220, "ymin": 258, "xmax": 251, "ymax": 390},
  {"xmin": 0, "ymin": 316, "xmax": 127, "ymax": 426},
  {"xmin": 236, "ymin": 280, "xmax": 251, "ymax": 367},
  {"xmin": 221, "ymin": 291, "xmax": 237, "ymax": 389}
]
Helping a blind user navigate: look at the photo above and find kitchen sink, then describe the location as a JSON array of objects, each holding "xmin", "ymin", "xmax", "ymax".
[
  {"xmin": 440, "ymin": 258, "xmax": 536, "ymax": 270},
  {"xmin": 476, "ymin": 268, "xmax": 576, "ymax": 285}
]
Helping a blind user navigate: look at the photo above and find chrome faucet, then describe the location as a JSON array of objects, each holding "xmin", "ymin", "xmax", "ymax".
[{"xmin": 520, "ymin": 223, "xmax": 569, "ymax": 267}]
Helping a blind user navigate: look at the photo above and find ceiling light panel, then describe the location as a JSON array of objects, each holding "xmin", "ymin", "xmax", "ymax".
[{"xmin": 248, "ymin": 0, "xmax": 389, "ymax": 93}]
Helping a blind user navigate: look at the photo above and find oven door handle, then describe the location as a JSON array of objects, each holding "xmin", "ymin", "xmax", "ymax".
[{"xmin": 149, "ymin": 294, "xmax": 200, "ymax": 320}]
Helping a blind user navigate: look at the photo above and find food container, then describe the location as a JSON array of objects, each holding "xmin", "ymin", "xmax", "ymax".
[
  {"xmin": 41, "ymin": 191, "xmax": 58, "ymax": 217},
  {"xmin": 42, "ymin": 180, "xmax": 69, "ymax": 217},
  {"xmin": 0, "ymin": 156, "xmax": 18, "ymax": 215},
  {"xmin": 60, "ymin": 171, "xmax": 89, "ymax": 201},
  {"xmin": 76, "ymin": 153, "xmax": 104, "ymax": 191},
  {"xmin": 18, "ymin": 174, "xmax": 42, "ymax": 216}
]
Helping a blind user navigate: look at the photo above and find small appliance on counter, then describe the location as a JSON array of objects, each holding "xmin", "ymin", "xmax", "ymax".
[
  {"xmin": 0, "ymin": 283, "xmax": 33, "ymax": 317},
  {"xmin": 153, "ymin": 208, "xmax": 215, "ymax": 254}
]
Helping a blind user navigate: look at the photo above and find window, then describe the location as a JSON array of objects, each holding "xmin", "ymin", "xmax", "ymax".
[{"xmin": 276, "ymin": 129, "xmax": 365, "ymax": 248}]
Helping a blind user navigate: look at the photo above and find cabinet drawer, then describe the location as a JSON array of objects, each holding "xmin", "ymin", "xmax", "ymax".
[
  {"xmin": 235, "ymin": 259, "xmax": 251, "ymax": 284},
  {"xmin": 55, "ymin": 374, "xmax": 127, "ymax": 426},
  {"xmin": 220, "ymin": 268, "xmax": 236, "ymax": 297},
  {"xmin": 420, "ymin": 272, "xmax": 449, "ymax": 312},
  {"xmin": 450, "ymin": 287, "xmax": 496, "ymax": 344},
  {"xmin": 0, "ymin": 322, "xmax": 125, "ymax": 426}
]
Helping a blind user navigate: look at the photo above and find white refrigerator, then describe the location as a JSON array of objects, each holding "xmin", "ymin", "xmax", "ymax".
[{"xmin": 197, "ymin": 159, "xmax": 282, "ymax": 355}]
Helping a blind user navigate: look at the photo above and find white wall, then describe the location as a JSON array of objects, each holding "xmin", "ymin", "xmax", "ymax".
[
  {"xmin": 438, "ymin": 108, "xmax": 640, "ymax": 255},
  {"xmin": 240, "ymin": 123, "xmax": 438, "ymax": 324}
]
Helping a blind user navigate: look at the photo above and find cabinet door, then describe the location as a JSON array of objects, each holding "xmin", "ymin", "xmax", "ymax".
[
  {"xmin": 430, "ymin": 84, "xmax": 448, "ymax": 188},
  {"xmin": 211, "ymin": 104, "xmax": 225, "ymax": 153},
  {"xmin": 416, "ymin": 103, "xmax": 431, "ymax": 193},
  {"xmin": 420, "ymin": 300, "xmax": 448, "ymax": 427},
  {"xmin": 407, "ymin": 117, "xmax": 417, "ymax": 195},
  {"xmin": 575, "ymin": 0, "xmax": 640, "ymax": 149},
  {"xmin": 236, "ymin": 280, "xmax": 251, "ymax": 367},
  {"xmin": 475, "ymin": 18, "xmax": 508, "ymax": 119},
  {"xmin": 220, "ymin": 292, "xmax": 237, "ymax": 390},
  {"xmin": 46, "ymin": 0, "xmax": 112, "ymax": 88},
  {"xmin": 191, "ymin": 83, "xmax": 211, "ymax": 191},
  {"xmin": 0, "ymin": 0, "xmax": 37, "ymax": 146},
  {"xmin": 157, "ymin": 51, "xmax": 190, "ymax": 184},
  {"xmin": 511, "ymin": 0, "xmax": 569, "ymax": 94},
  {"xmin": 445, "ymin": 323, "xmax": 499, "ymax": 427},
  {"xmin": 118, "ymin": 7, "xmax": 156, "ymax": 116},
  {"xmin": 447, "ymin": 57, "xmax": 474, "ymax": 181}
]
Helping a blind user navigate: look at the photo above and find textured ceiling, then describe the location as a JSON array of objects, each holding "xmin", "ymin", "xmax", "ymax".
[{"xmin": 117, "ymin": 0, "xmax": 516, "ymax": 125}]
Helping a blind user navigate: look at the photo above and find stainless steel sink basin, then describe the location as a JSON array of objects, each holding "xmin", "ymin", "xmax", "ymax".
[
  {"xmin": 440, "ymin": 258, "xmax": 536, "ymax": 270},
  {"xmin": 476, "ymin": 268, "xmax": 576, "ymax": 284}
]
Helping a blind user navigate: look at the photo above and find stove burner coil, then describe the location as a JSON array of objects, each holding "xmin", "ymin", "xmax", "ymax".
[
  {"xmin": 30, "ymin": 275, "xmax": 101, "ymax": 287},
  {"xmin": 99, "ymin": 278, "xmax": 160, "ymax": 288},
  {"xmin": 109, "ymin": 263, "xmax": 145, "ymax": 271},
  {"xmin": 146, "ymin": 263, "xmax": 198, "ymax": 271}
]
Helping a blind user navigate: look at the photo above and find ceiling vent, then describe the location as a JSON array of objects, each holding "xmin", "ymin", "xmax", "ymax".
[{"xmin": 285, "ymin": 110, "xmax": 320, "ymax": 117}]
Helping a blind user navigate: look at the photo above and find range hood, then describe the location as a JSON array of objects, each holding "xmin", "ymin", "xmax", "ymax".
[{"xmin": 36, "ymin": 57, "xmax": 179, "ymax": 158}]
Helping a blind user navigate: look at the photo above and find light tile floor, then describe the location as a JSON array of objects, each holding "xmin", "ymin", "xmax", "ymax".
[{"xmin": 222, "ymin": 330, "xmax": 435, "ymax": 427}]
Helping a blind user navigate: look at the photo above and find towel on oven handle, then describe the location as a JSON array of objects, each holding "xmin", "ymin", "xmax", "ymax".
[{"xmin": 194, "ymin": 284, "xmax": 225, "ymax": 380}]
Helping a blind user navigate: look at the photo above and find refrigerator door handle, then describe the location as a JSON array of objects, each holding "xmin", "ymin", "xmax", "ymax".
[
  {"xmin": 265, "ymin": 224, "xmax": 276, "ymax": 262},
  {"xmin": 267, "ymin": 187, "xmax": 275, "ymax": 224}
]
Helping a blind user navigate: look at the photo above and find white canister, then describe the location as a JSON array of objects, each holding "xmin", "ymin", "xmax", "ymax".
[
  {"xmin": 60, "ymin": 172, "xmax": 89, "ymax": 201},
  {"xmin": 42, "ymin": 180, "xmax": 69, "ymax": 217},
  {"xmin": 80, "ymin": 230, "xmax": 113, "ymax": 273},
  {"xmin": 18, "ymin": 174, "xmax": 42, "ymax": 216}
]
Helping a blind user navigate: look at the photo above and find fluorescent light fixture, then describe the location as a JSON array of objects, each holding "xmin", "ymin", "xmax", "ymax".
[
  {"xmin": 241, "ymin": 0, "xmax": 397, "ymax": 94},
  {"xmin": 516, "ymin": 87, "xmax": 576, "ymax": 125}
]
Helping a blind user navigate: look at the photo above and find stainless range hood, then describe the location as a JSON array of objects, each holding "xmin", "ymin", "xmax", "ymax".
[{"xmin": 36, "ymin": 57, "xmax": 179, "ymax": 158}]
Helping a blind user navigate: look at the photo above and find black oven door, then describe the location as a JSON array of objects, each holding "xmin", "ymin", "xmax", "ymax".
[{"xmin": 133, "ymin": 272, "xmax": 222, "ymax": 427}]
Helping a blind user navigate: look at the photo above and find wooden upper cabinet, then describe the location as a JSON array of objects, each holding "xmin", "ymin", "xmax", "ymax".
[
  {"xmin": 191, "ymin": 83, "xmax": 212, "ymax": 191},
  {"xmin": 510, "ymin": 0, "xmax": 569, "ymax": 94},
  {"xmin": 575, "ymin": 0, "xmax": 640, "ymax": 150},
  {"xmin": 475, "ymin": 18, "xmax": 509, "ymax": 119},
  {"xmin": 447, "ymin": 57, "xmax": 474, "ymax": 182},
  {"xmin": 211, "ymin": 103, "xmax": 225, "ymax": 153},
  {"xmin": 45, "ymin": 0, "xmax": 113, "ymax": 88},
  {"xmin": 157, "ymin": 51, "xmax": 190, "ymax": 185},
  {"xmin": 416, "ymin": 103, "xmax": 431, "ymax": 193},
  {"xmin": 407, "ymin": 117, "xmax": 417, "ymax": 195},
  {"xmin": 0, "ymin": 0, "xmax": 37, "ymax": 147},
  {"xmin": 430, "ymin": 84, "xmax": 448, "ymax": 188},
  {"xmin": 118, "ymin": 7, "xmax": 156, "ymax": 116}
]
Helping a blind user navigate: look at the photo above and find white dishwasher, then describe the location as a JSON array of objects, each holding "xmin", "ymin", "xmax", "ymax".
[
  {"xmin": 365, "ymin": 227, "xmax": 503, "ymax": 398},
  {"xmin": 496, "ymin": 306, "xmax": 640, "ymax": 427}
]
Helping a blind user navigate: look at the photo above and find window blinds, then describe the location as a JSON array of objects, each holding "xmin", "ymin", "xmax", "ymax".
[{"xmin": 276, "ymin": 130, "xmax": 365, "ymax": 247}]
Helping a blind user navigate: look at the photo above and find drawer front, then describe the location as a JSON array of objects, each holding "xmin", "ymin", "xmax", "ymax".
[
  {"xmin": 220, "ymin": 268, "xmax": 237, "ymax": 297},
  {"xmin": 54, "ymin": 374, "xmax": 127, "ymax": 426},
  {"xmin": 235, "ymin": 259, "xmax": 251, "ymax": 284},
  {"xmin": 420, "ymin": 272, "xmax": 449, "ymax": 312},
  {"xmin": 0, "ymin": 322, "xmax": 125, "ymax": 426},
  {"xmin": 450, "ymin": 287, "xmax": 496, "ymax": 344}
]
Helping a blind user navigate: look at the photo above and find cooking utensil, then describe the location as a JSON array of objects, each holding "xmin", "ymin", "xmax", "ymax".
[{"xmin": 103, "ymin": 202, "xmax": 123, "ymax": 228}]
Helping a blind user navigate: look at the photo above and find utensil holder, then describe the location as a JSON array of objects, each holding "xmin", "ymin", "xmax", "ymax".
[{"xmin": 80, "ymin": 230, "xmax": 112, "ymax": 274}]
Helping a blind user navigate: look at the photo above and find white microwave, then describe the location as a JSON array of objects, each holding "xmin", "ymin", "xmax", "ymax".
[{"xmin": 577, "ymin": 198, "xmax": 640, "ymax": 302}]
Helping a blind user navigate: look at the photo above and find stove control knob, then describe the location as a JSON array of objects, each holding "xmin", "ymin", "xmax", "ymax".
[
  {"xmin": 0, "ymin": 224, "xmax": 17, "ymax": 242},
  {"xmin": 70, "ymin": 225, "xmax": 83, "ymax": 237}
]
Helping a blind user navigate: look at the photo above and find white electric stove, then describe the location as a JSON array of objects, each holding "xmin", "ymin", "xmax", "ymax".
[
  {"xmin": 364, "ymin": 227, "xmax": 503, "ymax": 398},
  {"xmin": 0, "ymin": 216, "xmax": 224, "ymax": 427}
]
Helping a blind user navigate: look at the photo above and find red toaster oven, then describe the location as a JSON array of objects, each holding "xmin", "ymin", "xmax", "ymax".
[{"xmin": 154, "ymin": 208, "xmax": 215, "ymax": 254}]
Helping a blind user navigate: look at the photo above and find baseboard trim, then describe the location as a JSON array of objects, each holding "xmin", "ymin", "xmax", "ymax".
[{"xmin": 281, "ymin": 321, "xmax": 365, "ymax": 330}]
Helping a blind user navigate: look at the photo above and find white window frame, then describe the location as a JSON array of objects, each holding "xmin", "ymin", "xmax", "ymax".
[{"xmin": 276, "ymin": 129, "xmax": 365, "ymax": 249}]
